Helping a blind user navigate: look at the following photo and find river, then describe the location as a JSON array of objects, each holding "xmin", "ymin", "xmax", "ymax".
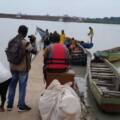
[{"xmin": 0, "ymin": 18, "xmax": 120, "ymax": 119}]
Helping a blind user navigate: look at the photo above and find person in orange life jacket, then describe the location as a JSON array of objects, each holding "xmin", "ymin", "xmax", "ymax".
[
  {"xmin": 69, "ymin": 37, "xmax": 77, "ymax": 53},
  {"xmin": 43, "ymin": 33, "xmax": 69, "ymax": 80}
]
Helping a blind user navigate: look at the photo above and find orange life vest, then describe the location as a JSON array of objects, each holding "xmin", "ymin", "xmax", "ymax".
[{"xmin": 46, "ymin": 43, "xmax": 69, "ymax": 71}]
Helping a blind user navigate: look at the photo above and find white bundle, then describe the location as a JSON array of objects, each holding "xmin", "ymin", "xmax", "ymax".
[
  {"xmin": 39, "ymin": 79, "xmax": 81, "ymax": 120},
  {"xmin": 0, "ymin": 62, "xmax": 11, "ymax": 83}
]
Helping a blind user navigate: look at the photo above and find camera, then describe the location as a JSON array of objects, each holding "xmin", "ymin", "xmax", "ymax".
[{"xmin": 28, "ymin": 35, "xmax": 36, "ymax": 43}]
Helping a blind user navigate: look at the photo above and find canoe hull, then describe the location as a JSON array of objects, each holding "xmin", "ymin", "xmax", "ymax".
[
  {"xmin": 70, "ymin": 45, "xmax": 87, "ymax": 66},
  {"xmin": 88, "ymin": 58, "xmax": 120, "ymax": 112},
  {"xmin": 100, "ymin": 104, "xmax": 120, "ymax": 113},
  {"xmin": 80, "ymin": 42, "xmax": 93, "ymax": 49},
  {"xmin": 89, "ymin": 81, "xmax": 120, "ymax": 113},
  {"xmin": 94, "ymin": 48, "xmax": 120, "ymax": 62},
  {"xmin": 107, "ymin": 54, "xmax": 120, "ymax": 62},
  {"xmin": 70, "ymin": 53, "xmax": 87, "ymax": 65}
]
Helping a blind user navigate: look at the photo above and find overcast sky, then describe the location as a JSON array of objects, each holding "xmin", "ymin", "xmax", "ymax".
[{"xmin": 0, "ymin": 0, "xmax": 120, "ymax": 18}]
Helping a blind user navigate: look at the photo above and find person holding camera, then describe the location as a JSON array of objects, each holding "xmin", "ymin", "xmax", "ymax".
[
  {"xmin": 7, "ymin": 25, "xmax": 37, "ymax": 112},
  {"xmin": 28, "ymin": 34, "xmax": 38, "ymax": 62}
]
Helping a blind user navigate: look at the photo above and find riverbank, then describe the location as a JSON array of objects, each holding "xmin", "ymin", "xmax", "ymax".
[
  {"xmin": 0, "ymin": 13, "xmax": 80, "ymax": 22},
  {"xmin": 0, "ymin": 13, "xmax": 120, "ymax": 24},
  {"xmin": 0, "ymin": 50, "xmax": 45, "ymax": 120}
]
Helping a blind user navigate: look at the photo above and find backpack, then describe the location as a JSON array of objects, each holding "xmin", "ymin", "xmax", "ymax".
[{"xmin": 5, "ymin": 35, "xmax": 25, "ymax": 64}]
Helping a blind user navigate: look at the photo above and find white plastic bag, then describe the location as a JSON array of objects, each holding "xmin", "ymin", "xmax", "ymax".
[
  {"xmin": 0, "ymin": 62, "xmax": 12, "ymax": 83},
  {"xmin": 39, "ymin": 79, "xmax": 81, "ymax": 120}
]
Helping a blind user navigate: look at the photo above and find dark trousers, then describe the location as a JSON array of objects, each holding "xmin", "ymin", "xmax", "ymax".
[{"xmin": 0, "ymin": 78, "xmax": 11, "ymax": 108}]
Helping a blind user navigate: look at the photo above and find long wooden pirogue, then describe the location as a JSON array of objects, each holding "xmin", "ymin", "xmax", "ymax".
[
  {"xmin": 94, "ymin": 47, "xmax": 120, "ymax": 62},
  {"xmin": 88, "ymin": 58, "xmax": 120, "ymax": 112},
  {"xmin": 69, "ymin": 45, "xmax": 87, "ymax": 66}
]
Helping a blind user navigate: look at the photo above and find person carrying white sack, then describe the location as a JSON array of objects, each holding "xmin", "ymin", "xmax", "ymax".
[
  {"xmin": 0, "ymin": 62, "xmax": 12, "ymax": 112},
  {"xmin": 39, "ymin": 79, "xmax": 81, "ymax": 120}
]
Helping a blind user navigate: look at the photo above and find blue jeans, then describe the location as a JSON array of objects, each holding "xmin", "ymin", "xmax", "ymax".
[{"xmin": 7, "ymin": 71, "xmax": 28, "ymax": 108}]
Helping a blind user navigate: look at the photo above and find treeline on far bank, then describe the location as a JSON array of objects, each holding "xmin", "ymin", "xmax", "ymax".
[
  {"xmin": 0, "ymin": 13, "xmax": 120, "ymax": 24},
  {"xmin": 82, "ymin": 17, "xmax": 120, "ymax": 24}
]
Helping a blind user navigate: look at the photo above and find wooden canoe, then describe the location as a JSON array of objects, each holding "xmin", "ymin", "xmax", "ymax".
[
  {"xmin": 36, "ymin": 26, "xmax": 46, "ymax": 39},
  {"xmin": 94, "ymin": 47, "xmax": 120, "ymax": 62},
  {"xmin": 88, "ymin": 58, "xmax": 120, "ymax": 112},
  {"xmin": 69, "ymin": 45, "xmax": 87, "ymax": 66}
]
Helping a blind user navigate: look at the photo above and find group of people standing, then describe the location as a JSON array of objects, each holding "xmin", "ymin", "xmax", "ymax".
[
  {"xmin": 0, "ymin": 25, "xmax": 37, "ymax": 112},
  {"xmin": 42, "ymin": 26, "xmax": 94, "ymax": 80},
  {"xmin": 43, "ymin": 26, "xmax": 94, "ymax": 50},
  {"xmin": 0, "ymin": 25, "xmax": 94, "ymax": 113},
  {"xmin": 43, "ymin": 29, "xmax": 66, "ymax": 49}
]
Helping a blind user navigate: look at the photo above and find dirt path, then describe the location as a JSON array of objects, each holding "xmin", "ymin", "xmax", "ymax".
[{"xmin": 0, "ymin": 50, "xmax": 45, "ymax": 120}]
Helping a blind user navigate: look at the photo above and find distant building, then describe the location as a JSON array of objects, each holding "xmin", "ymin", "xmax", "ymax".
[
  {"xmin": 58, "ymin": 18, "xmax": 63, "ymax": 22},
  {"xmin": 16, "ymin": 13, "xmax": 22, "ymax": 18}
]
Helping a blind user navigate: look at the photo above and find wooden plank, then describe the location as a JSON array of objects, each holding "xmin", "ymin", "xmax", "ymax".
[
  {"xmin": 93, "ymin": 78, "xmax": 113, "ymax": 82},
  {"xmin": 91, "ymin": 66, "xmax": 108, "ymax": 69},
  {"xmin": 99, "ymin": 86, "xmax": 109, "ymax": 91},
  {"xmin": 91, "ymin": 69, "xmax": 112, "ymax": 73},
  {"xmin": 92, "ymin": 75, "xmax": 116, "ymax": 79},
  {"xmin": 97, "ymin": 83, "xmax": 115, "ymax": 87},
  {"xmin": 91, "ymin": 71, "xmax": 113, "ymax": 74},
  {"xmin": 91, "ymin": 67, "xmax": 110, "ymax": 70},
  {"xmin": 91, "ymin": 64, "xmax": 108, "ymax": 68},
  {"xmin": 94, "ymin": 79, "xmax": 113, "ymax": 84},
  {"xmin": 95, "ymin": 81, "xmax": 115, "ymax": 87},
  {"xmin": 92, "ymin": 72, "xmax": 115, "ymax": 76},
  {"xmin": 103, "ymin": 90, "xmax": 120, "ymax": 97},
  {"xmin": 104, "ymin": 90, "xmax": 120, "ymax": 94}
]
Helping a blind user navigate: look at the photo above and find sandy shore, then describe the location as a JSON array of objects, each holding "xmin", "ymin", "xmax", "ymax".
[{"xmin": 0, "ymin": 50, "xmax": 45, "ymax": 120}]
